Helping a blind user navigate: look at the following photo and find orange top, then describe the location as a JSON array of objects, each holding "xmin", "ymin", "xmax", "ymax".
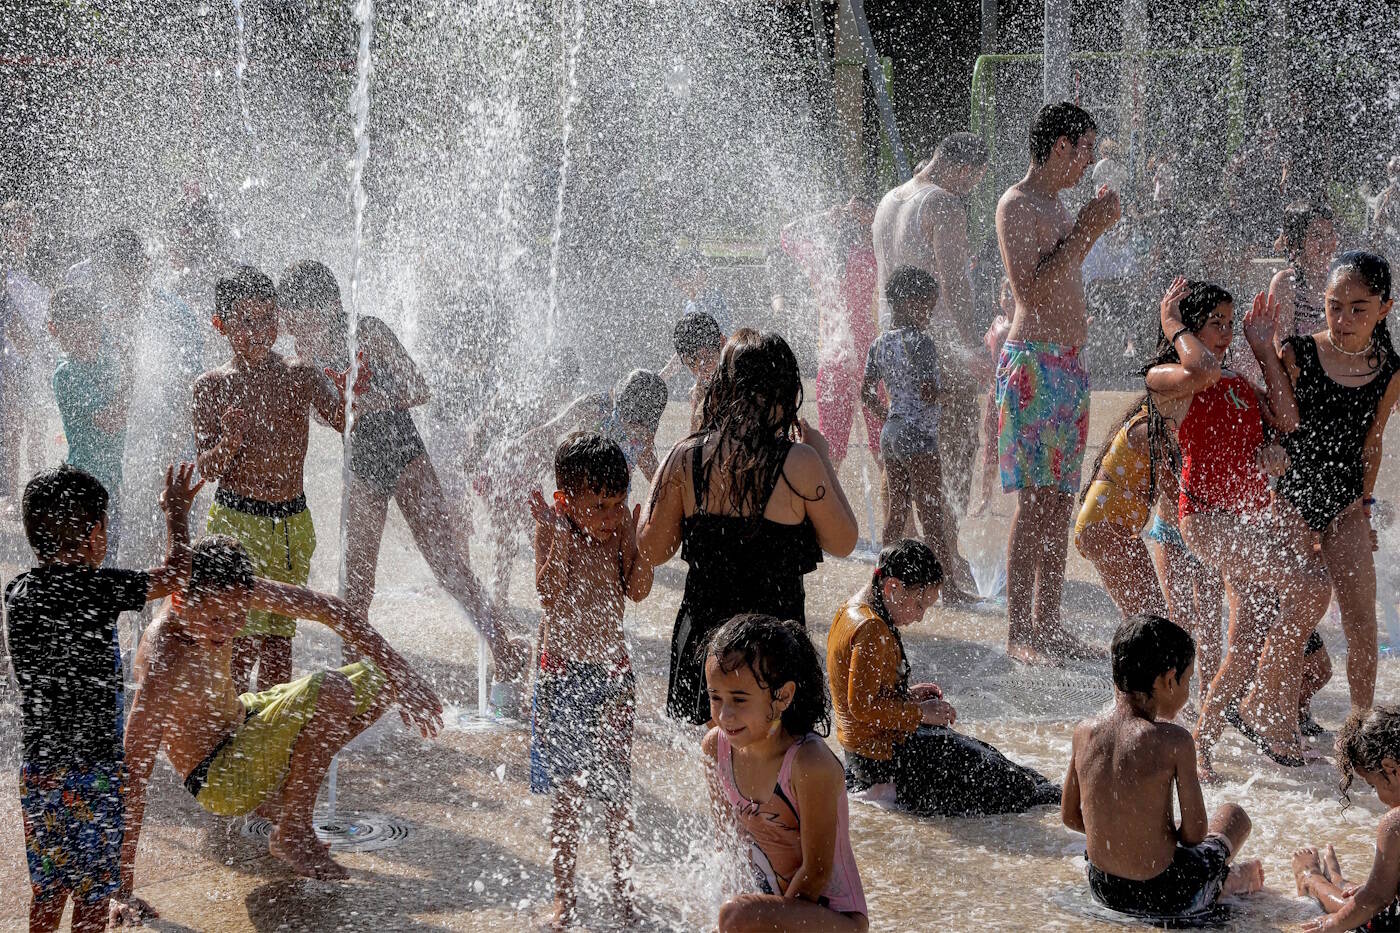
[{"xmin": 826, "ymin": 602, "xmax": 921, "ymax": 761}]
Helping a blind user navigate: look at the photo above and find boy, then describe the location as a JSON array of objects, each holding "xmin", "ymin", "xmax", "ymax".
[
  {"xmin": 1062, "ymin": 615, "xmax": 1264, "ymax": 920},
  {"xmin": 49, "ymin": 287, "xmax": 127, "ymax": 562},
  {"xmin": 672, "ymin": 311, "xmax": 724, "ymax": 432},
  {"xmin": 193, "ymin": 264, "xmax": 348, "ymax": 692},
  {"xmin": 115, "ymin": 535, "xmax": 442, "ymax": 900},
  {"xmin": 995, "ymin": 102, "xmax": 1119, "ymax": 664},
  {"xmin": 6, "ymin": 462, "xmax": 201, "ymax": 933},
  {"xmin": 528, "ymin": 433, "xmax": 653, "ymax": 929}
]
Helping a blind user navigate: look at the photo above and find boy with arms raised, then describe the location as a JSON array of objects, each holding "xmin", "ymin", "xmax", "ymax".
[
  {"xmin": 193, "ymin": 264, "xmax": 351, "ymax": 692},
  {"xmin": 1062, "ymin": 615, "xmax": 1264, "ymax": 920},
  {"xmin": 7, "ymin": 462, "xmax": 201, "ymax": 933},
  {"xmin": 528, "ymin": 433, "xmax": 653, "ymax": 929},
  {"xmin": 115, "ymin": 535, "xmax": 441, "ymax": 906}
]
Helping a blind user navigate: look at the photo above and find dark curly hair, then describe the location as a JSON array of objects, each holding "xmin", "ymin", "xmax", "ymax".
[
  {"xmin": 1336, "ymin": 705, "xmax": 1400, "ymax": 808},
  {"xmin": 707, "ymin": 613, "xmax": 831, "ymax": 737}
]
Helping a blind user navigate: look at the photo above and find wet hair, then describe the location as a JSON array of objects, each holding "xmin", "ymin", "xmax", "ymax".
[
  {"xmin": 47, "ymin": 286, "xmax": 96, "ymax": 338},
  {"xmin": 691, "ymin": 329, "xmax": 809, "ymax": 520},
  {"xmin": 707, "ymin": 614, "xmax": 831, "ymax": 737},
  {"xmin": 868, "ymin": 540, "xmax": 943, "ymax": 695},
  {"xmin": 1111, "ymin": 614, "xmax": 1195, "ymax": 697},
  {"xmin": 555, "ymin": 431, "xmax": 629, "ymax": 498},
  {"xmin": 1275, "ymin": 201, "xmax": 1334, "ymax": 267},
  {"xmin": 187, "ymin": 535, "xmax": 256, "ymax": 595},
  {"xmin": 885, "ymin": 267, "xmax": 940, "ymax": 329},
  {"xmin": 278, "ymin": 259, "xmax": 344, "ymax": 318},
  {"xmin": 1328, "ymin": 250, "xmax": 1397, "ymax": 370},
  {"xmin": 1336, "ymin": 705, "xmax": 1400, "ymax": 806},
  {"xmin": 614, "ymin": 369, "xmax": 667, "ymax": 434},
  {"xmin": 1080, "ymin": 394, "xmax": 1179, "ymax": 510},
  {"xmin": 215, "ymin": 264, "xmax": 277, "ymax": 320},
  {"xmin": 1028, "ymin": 102, "xmax": 1097, "ymax": 166},
  {"xmin": 932, "ymin": 132, "xmax": 989, "ymax": 168},
  {"xmin": 674, "ymin": 312, "xmax": 724, "ymax": 363},
  {"xmin": 22, "ymin": 465, "xmax": 108, "ymax": 561},
  {"xmin": 1142, "ymin": 281, "xmax": 1234, "ymax": 371}
]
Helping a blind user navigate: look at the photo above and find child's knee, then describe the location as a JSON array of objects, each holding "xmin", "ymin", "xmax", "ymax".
[
  {"xmin": 717, "ymin": 895, "xmax": 764, "ymax": 932},
  {"xmin": 316, "ymin": 670, "xmax": 356, "ymax": 715},
  {"xmin": 1213, "ymin": 801, "xmax": 1251, "ymax": 842}
]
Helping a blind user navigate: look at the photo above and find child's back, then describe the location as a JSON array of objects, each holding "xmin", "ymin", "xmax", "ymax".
[{"xmin": 53, "ymin": 352, "xmax": 125, "ymax": 499}]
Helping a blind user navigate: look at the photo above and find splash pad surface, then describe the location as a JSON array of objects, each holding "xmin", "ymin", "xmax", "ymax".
[{"xmin": 1, "ymin": 390, "xmax": 1392, "ymax": 931}]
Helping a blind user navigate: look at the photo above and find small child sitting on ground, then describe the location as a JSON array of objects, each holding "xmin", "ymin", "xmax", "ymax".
[
  {"xmin": 1294, "ymin": 705, "xmax": 1400, "ymax": 931},
  {"xmin": 528, "ymin": 433, "xmax": 653, "ymax": 929},
  {"xmin": 672, "ymin": 311, "xmax": 725, "ymax": 433},
  {"xmin": 1063, "ymin": 614, "xmax": 1264, "ymax": 920}
]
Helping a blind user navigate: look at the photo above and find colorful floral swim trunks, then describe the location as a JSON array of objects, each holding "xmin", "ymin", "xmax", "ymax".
[
  {"xmin": 20, "ymin": 762, "xmax": 125, "ymax": 904},
  {"xmin": 996, "ymin": 340, "xmax": 1091, "ymax": 494}
]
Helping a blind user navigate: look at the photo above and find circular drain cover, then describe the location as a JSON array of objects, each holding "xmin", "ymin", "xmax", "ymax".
[
  {"xmin": 980, "ymin": 672, "xmax": 1112, "ymax": 719},
  {"xmin": 241, "ymin": 812, "xmax": 413, "ymax": 852}
]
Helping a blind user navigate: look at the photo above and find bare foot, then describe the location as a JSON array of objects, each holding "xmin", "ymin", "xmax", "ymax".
[
  {"xmin": 1008, "ymin": 641, "xmax": 1062, "ymax": 667},
  {"xmin": 269, "ymin": 823, "xmax": 348, "ymax": 881},
  {"xmin": 1197, "ymin": 748, "xmax": 1219, "ymax": 785},
  {"xmin": 1293, "ymin": 847, "xmax": 1322, "ymax": 896},
  {"xmin": 546, "ymin": 895, "xmax": 575, "ymax": 931},
  {"xmin": 1322, "ymin": 843, "xmax": 1344, "ymax": 886},
  {"xmin": 1225, "ymin": 859, "xmax": 1265, "ymax": 896},
  {"xmin": 941, "ymin": 585, "xmax": 982, "ymax": 607}
]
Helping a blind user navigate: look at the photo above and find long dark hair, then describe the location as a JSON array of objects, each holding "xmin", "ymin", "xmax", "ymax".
[
  {"xmin": 1328, "ymin": 250, "xmax": 1397, "ymax": 372},
  {"xmin": 694, "ymin": 329, "xmax": 811, "ymax": 517},
  {"xmin": 867, "ymin": 540, "xmax": 943, "ymax": 697},
  {"xmin": 1079, "ymin": 394, "xmax": 1178, "ymax": 508},
  {"xmin": 707, "ymin": 613, "xmax": 831, "ymax": 737}
]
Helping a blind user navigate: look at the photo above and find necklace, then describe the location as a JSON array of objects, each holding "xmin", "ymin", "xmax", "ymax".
[{"xmin": 1325, "ymin": 330, "xmax": 1372, "ymax": 358}]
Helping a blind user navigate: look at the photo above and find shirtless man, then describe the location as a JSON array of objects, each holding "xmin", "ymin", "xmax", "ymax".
[
  {"xmin": 115, "ymin": 535, "xmax": 441, "ymax": 909},
  {"xmin": 994, "ymin": 102, "xmax": 1119, "ymax": 664},
  {"xmin": 1063, "ymin": 615, "xmax": 1263, "ymax": 920},
  {"xmin": 193, "ymin": 264, "xmax": 352, "ymax": 691},
  {"xmin": 872, "ymin": 133, "xmax": 991, "ymax": 591}
]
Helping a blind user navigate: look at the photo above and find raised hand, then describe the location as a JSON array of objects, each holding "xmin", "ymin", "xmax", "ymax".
[
  {"xmin": 1243, "ymin": 290, "xmax": 1281, "ymax": 354},
  {"xmin": 1159, "ymin": 276, "xmax": 1191, "ymax": 334},
  {"xmin": 797, "ymin": 418, "xmax": 831, "ymax": 462},
  {"xmin": 390, "ymin": 664, "xmax": 444, "ymax": 738},
  {"xmin": 1077, "ymin": 184, "xmax": 1121, "ymax": 239},
  {"xmin": 159, "ymin": 462, "xmax": 205, "ymax": 516}
]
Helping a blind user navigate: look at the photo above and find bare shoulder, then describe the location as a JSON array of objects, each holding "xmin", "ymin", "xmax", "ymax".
[
  {"xmin": 193, "ymin": 367, "xmax": 231, "ymax": 395},
  {"xmin": 783, "ymin": 441, "xmax": 825, "ymax": 482},
  {"xmin": 794, "ymin": 735, "xmax": 843, "ymax": 782},
  {"xmin": 701, "ymin": 726, "xmax": 720, "ymax": 760},
  {"xmin": 1151, "ymin": 720, "xmax": 1196, "ymax": 760},
  {"xmin": 1378, "ymin": 807, "xmax": 1400, "ymax": 841}
]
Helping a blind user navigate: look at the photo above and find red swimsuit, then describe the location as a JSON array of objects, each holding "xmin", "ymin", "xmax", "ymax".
[{"xmin": 1177, "ymin": 374, "xmax": 1271, "ymax": 517}]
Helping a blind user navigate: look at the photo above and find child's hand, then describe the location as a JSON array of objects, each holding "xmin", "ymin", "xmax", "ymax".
[
  {"xmin": 529, "ymin": 489, "xmax": 572, "ymax": 545},
  {"xmin": 221, "ymin": 406, "xmax": 249, "ymax": 444},
  {"xmin": 388, "ymin": 663, "xmax": 444, "ymax": 738},
  {"xmin": 159, "ymin": 463, "xmax": 205, "ymax": 516},
  {"xmin": 1256, "ymin": 443, "xmax": 1289, "ymax": 478},
  {"xmin": 325, "ymin": 351, "xmax": 373, "ymax": 403},
  {"xmin": 1243, "ymin": 290, "xmax": 1281, "ymax": 354},
  {"xmin": 109, "ymin": 893, "xmax": 159, "ymax": 927},
  {"xmin": 1077, "ymin": 184, "xmax": 1121, "ymax": 238},
  {"xmin": 909, "ymin": 682, "xmax": 943, "ymax": 701},
  {"xmin": 919, "ymin": 697, "xmax": 956, "ymax": 726},
  {"xmin": 796, "ymin": 418, "xmax": 831, "ymax": 462},
  {"xmin": 1159, "ymin": 276, "xmax": 1191, "ymax": 334}
]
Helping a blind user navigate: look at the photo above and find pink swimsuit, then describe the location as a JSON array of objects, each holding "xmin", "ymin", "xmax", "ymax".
[{"xmin": 715, "ymin": 730, "xmax": 868, "ymax": 916}]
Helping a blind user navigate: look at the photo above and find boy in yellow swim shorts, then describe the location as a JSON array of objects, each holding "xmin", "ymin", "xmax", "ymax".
[
  {"xmin": 193, "ymin": 265, "xmax": 352, "ymax": 692},
  {"xmin": 115, "ymin": 536, "xmax": 441, "ymax": 908}
]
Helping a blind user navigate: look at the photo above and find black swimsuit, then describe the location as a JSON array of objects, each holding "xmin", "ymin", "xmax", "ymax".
[
  {"xmin": 1276, "ymin": 336, "xmax": 1398, "ymax": 532},
  {"xmin": 665, "ymin": 439, "xmax": 821, "ymax": 724}
]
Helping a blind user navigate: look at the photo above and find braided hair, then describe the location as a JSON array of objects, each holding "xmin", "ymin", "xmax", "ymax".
[{"xmin": 868, "ymin": 540, "xmax": 943, "ymax": 697}]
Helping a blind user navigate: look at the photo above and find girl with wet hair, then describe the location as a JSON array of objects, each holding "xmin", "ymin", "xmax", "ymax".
[
  {"xmin": 639, "ymin": 329, "xmax": 858, "ymax": 725},
  {"xmin": 1262, "ymin": 250, "xmax": 1400, "ymax": 716},
  {"xmin": 1292, "ymin": 706, "xmax": 1400, "ymax": 932},
  {"xmin": 1271, "ymin": 201, "xmax": 1339, "ymax": 342},
  {"xmin": 1144, "ymin": 276, "xmax": 1330, "ymax": 777},
  {"xmin": 826, "ymin": 539, "xmax": 1060, "ymax": 816}
]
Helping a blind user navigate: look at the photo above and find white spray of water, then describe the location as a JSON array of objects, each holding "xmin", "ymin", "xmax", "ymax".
[
  {"xmin": 545, "ymin": 0, "xmax": 583, "ymax": 346},
  {"xmin": 232, "ymin": 0, "xmax": 254, "ymax": 140}
]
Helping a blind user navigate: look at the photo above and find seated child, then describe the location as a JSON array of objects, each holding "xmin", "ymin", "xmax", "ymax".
[
  {"xmin": 7, "ymin": 462, "xmax": 200, "ymax": 933},
  {"xmin": 1294, "ymin": 705, "xmax": 1400, "ymax": 932},
  {"xmin": 1063, "ymin": 614, "xmax": 1264, "ymax": 920},
  {"xmin": 116, "ymin": 535, "xmax": 442, "ymax": 897},
  {"xmin": 672, "ymin": 311, "xmax": 725, "ymax": 433},
  {"xmin": 703, "ymin": 614, "xmax": 869, "ymax": 933},
  {"xmin": 48, "ymin": 287, "xmax": 127, "ymax": 562},
  {"xmin": 193, "ymin": 265, "xmax": 350, "ymax": 692},
  {"xmin": 527, "ymin": 433, "xmax": 653, "ymax": 929}
]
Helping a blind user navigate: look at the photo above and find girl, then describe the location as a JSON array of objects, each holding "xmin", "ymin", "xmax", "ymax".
[
  {"xmin": 1294, "ymin": 706, "xmax": 1400, "ymax": 932},
  {"xmin": 276, "ymin": 260, "xmax": 526, "ymax": 679},
  {"xmin": 1268, "ymin": 250, "xmax": 1400, "ymax": 713},
  {"xmin": 1145, "ymin": 277, "xmax": 1329, "ymax": 774},
  {"xmin": 1271, "ymin": 201, "xmax": 1339, "ymax": 344},
  {"xmin": 639, "ymin": 330, "xmax": 858, "ymax": 726},
  {"xmin": 829, "ymin": 539, "xmax": 1059, "ymax": 815},
  {"xmin": 703, "ymin": 614, "xmax": 868, "ymax": 933},
  {"xmin": 860, "ymin": 267, "xmax": 973, "ymax": 599}
]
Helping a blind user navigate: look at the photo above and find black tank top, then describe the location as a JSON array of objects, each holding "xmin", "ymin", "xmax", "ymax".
[{"xmin": 1277, "ymin": 335, "xmax": 1398, "ymax": 531}]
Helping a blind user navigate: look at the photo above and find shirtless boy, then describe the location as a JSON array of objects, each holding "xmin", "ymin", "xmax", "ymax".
[
  {"xmin": 673, "ymin": 311, "xmax": 725, "ymax": 433},
  {"xmin": 193, "ymin": 265, "xmax": 349, "ymax": 691},
  {"xmin": 995, "ymin": 102, "xmax": 1120, "ymax": 663},
  {"xmin": 528, "ymin": 433, "xmax": 653, "ymax": 928},
  {"xmin": 1063, "ymin": 615, "xmax": 1264, "ymax": 920},
  {"xmin": 115, "ymin": 535, "xmax": 441, "ymax": 907}
]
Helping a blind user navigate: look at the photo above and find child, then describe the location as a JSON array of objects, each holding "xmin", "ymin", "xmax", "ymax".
[
  {"xmin": 7, "ymin": 462, "xmax": 200, "ymax": 933},
  {"xmin": 527, "ymin": 433, "xmax": 653, "ymax": 929},
  {"xmin": 276, "ymin": 260, "xmax": 525, "ymax": 680},
  {"xmin": 116, "ymin": 535, "xmax": 442, "ymax": 899},
  {"xmin": 1063, "ymin": 615, "xmax": 1264, "ymax": 921},
  {"xmin": 673, "ymin": 310, "xmax": 725, "ymax": 433},
  {"xmin": 860, "ymin": 266, "xmax": 972, "ymax": 600},
  {"xmin": 703, "ymin": 614, "xmax": 868, "ymax": 933},
  {"xmin": 48, "ymin": 287, "xmax": 127, "ymax": 562},
  {"xmin": 192, "ymin": 264, "xmax": 350, "ymax": 692},
  {"xmin": 1294, "ymin": 705, "xmax": 1400, "ymax": 932}
]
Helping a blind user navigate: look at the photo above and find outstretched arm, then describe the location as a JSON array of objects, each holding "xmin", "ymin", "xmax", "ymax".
[
  {"xmin": 1301, "ymin": 811, "xmax": 1400, "ymax": 932},
  {"xmin": 146, "ymin": 464, "xmax": 203, "ymax": 600},
  {"xmin": 1245, "ymin": 291, "xmax": 1299, "ymax": 433}
]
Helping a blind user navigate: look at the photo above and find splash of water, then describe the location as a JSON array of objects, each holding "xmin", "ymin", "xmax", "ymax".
[
  {"xmin": 545, "ymin": 0, "xmax": 584, "ymax": 346},
  {"xmin": 231, "ymin": 0, "xmax": 254, "ymax": 139}
]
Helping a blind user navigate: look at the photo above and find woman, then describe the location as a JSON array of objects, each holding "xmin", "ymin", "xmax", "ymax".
[
  {"xmin": 826, "ymin": 539, "xmax": 1059, "ymax": 815},
  {"xmin": 638, "ymin": 329, "xmax": 858, "ymax": 725}
]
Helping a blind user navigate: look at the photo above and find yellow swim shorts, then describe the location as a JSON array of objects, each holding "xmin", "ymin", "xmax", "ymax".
[
  {"xmin": 207, "ymin": 488, "xmax": 316, "ymax": 639},
  {"xmin": 187, "ymin": 660, "xmax": 386, "ymax": 818}
]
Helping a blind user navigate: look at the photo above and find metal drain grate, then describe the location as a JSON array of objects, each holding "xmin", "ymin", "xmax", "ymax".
[
  {"xmin": 241, "ymin": 812, "xmax": 413, "ymax": 852},
  {"xmin": 978, "ymin": 672, "xmax": 1113, "ymax": 720}
]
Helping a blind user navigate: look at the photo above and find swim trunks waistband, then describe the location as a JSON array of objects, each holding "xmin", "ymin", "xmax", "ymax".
[
  {"xmin": 215, "ymin": 486, "xmax": 309, "ymax": 520},
  {"xmin": 183, "ymin": 708, "xmax": 254, "ymax": 798},
  {"xmin": 1002, "ymin": 339, "xmax": 1081, "ymax": 358}
]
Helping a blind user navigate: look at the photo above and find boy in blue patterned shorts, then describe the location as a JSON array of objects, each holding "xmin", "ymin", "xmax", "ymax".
[
  {"xmin": 6, "ymin": 463, "xmax": 200, "ymax": 932},
  {"xmin": 995, "ymin": 101, "xmax": 1119, "ymax": 665}
]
